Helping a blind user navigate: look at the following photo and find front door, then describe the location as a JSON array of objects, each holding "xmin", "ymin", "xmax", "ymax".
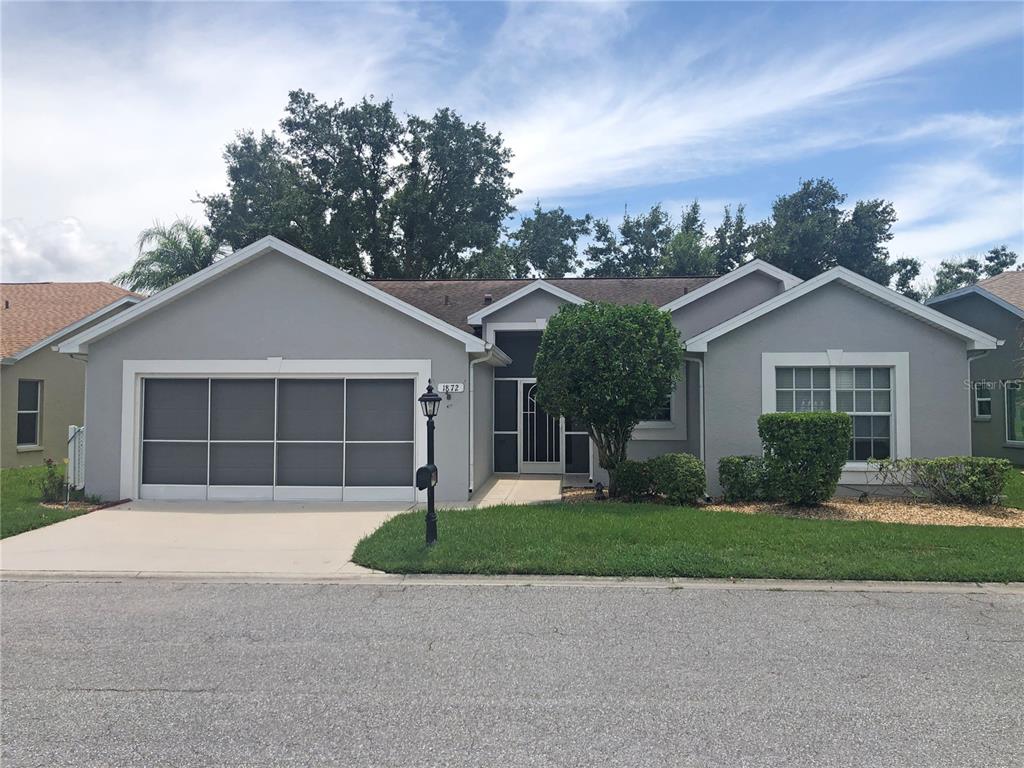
[{"xmin": 521, "ymin": 380, "xmax": 561, "ymax": 474}]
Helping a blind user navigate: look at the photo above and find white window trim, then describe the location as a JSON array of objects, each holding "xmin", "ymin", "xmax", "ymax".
[
  {"xmin": 120, "ymin": 358, "xmax": 431, "ymax": 501},
  {"xmin": 761, "ymin": 351, "xmax": 910, "ymax": 472},
  {"xmin": 1004, "ymin": 381, "xmax": 1024, "ymax": 446},
  {"xmin": 974, "ymin": 383, "xmax": 993, "ymax": 421},
  {"xmin": 636, "ymin": 388, "xmax": 675, "ymax": 430},
  {"xmin": 16, "ymin": 379, "xmax": 42, "ymax": 448}
]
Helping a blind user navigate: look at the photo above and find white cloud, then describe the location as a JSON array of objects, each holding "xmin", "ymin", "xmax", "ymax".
[
  {"xmin": 1, "ymin": 218, "xmax": 126, "ymax": 282},
  {"xmin": 883, "ymin": 159, "xmax": 1024, "ymax": 271}
]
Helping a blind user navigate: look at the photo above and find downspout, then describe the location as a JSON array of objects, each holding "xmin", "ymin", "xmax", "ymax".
[
  {"xmin": 683, "ymin": 355, "xmax": 706, "ymax": 497},
  {"xmin": 468, "ymin": 343, "xmax": 498, "ymax": 497}
]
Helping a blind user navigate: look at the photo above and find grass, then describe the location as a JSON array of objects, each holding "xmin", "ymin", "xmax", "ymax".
[
  {"xmin": 1, "ymin": 465, "xmax": 92, "ymax": 539},
  {"xmin": 353, "ymin": 502, "xmax": 1024, "ymax": 582},
  {"xmin": 1002, "ymin": 469, "xmax": 1024, "ymax": 509}
]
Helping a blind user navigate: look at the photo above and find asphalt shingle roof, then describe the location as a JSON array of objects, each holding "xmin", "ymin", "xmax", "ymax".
[
  {"xmin": 0, "ymin": 282, "xmax": 139, "ymax": 358},
  {"xmin": 369, "ymin": 276, "xmax": 717, "ymax": 333},
  {"xmin": 978, "ymin": 271, "xmax": 1024, "ymax": 312}
]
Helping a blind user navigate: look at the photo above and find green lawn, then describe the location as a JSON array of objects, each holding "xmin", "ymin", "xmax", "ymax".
[
  {"xmin": 1, "ymin": 465, "xmax": 91, "ymax": 539},
  {"xmin": 353, "ymin": 502, "xmax": 1024, "ymax": 582}
]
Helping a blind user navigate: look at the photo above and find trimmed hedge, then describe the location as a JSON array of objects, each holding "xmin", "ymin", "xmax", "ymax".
[
  {"xmin": 614, "ymin": 459, "xmax": 654, "ymax": 500},
  {"xmin": 649, "ymin": 453, "xmax": 706, "ymax": 505},
  {"xmin": 872, "ymin": 457, "xmax": 1012, "ymax": 505},
  {"xmin": 758, "ymin": 412, "xmax": 852, "ymax": 505},
  {"xmin": 718, "ymin": 455, "xmax": 769, "ymax": 502}
]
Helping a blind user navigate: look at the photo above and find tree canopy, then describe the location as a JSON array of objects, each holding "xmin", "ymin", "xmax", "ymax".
[
  {"xmin": 930, "ymin": 246, "xmax": 1019, "ymax": 297},
  {"xmin": 199, "ymin": 90, "xmax": 519, "ymax": 279},
  {"xmin": 534, "ymin": 302, "xmax": 684, "ymax": 496},
  {"xmin": 113, "ymin": 219, "xmax": 223, "ymax": 293}
]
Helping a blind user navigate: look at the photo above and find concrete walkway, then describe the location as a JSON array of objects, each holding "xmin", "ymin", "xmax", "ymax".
[
  {"xmin": 0, "ymin": 501, "xmax": 410, "ymax": 576},
  {"xmin": 470, "ymin": 474, "xmax": 563, "ymax": 507}
]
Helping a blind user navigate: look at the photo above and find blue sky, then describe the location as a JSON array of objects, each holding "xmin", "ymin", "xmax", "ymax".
[{"xmin": 2, "ymin": 1, "xmax": 1022, "ymax": 285}]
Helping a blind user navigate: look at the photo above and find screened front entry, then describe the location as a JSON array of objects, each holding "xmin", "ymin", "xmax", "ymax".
[
  {"xmin": 139, "ymin": 377, "xmax": 415, "ymax": 501},
  {"xmin": 493, "ymin": 378, "xmax": 591, "ymax": 476}
]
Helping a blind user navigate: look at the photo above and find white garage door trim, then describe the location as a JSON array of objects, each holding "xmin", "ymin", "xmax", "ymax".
[{"xmin": 121, "ymin": 358, "xmax": 431, "ymax": 502}]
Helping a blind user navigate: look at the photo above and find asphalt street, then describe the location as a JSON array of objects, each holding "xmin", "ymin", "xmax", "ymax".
[{"xmin": 2, "ymin": 579, "xmax": 1022, "ymax": 767}]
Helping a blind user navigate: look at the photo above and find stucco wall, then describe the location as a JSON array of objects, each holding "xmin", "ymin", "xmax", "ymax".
[
  {"xmin": 2, "ymin": 349, "xmax": 88, "ymax": 468},
  {"xmin": 483, "ymin": 290, "xmax": 568, "ymax": 330},
  {"xmin": 472, "ymin": 362, "xmax": 494, "ymax": 493},
  {"xmin": 83, "ymin": 252, "xmax": 477, "ymax": 502},
  {"xmin": 2, "ymin": 303, "xmax": 133, "ymax": 468},
  {"xmin": 673, "ymin": 271, "xmax": 785, "ymax": 339},
  {"xmin": 702, "ymin": 282, "xmax": 972, "ymax": 494},
  {"xmin": 931, "ymin": 292, "xmax": 1024, "ymax": 463}
]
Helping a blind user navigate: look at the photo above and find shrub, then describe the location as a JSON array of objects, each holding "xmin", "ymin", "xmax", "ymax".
[
  {"xmin": 719, "ymin": 455, "xmax": 769, "ymax": 502},
  {"xmin": 872, "ymin": 457, "xmax": 1011, "ymax": 505},
  {"xmin": 758, "ymin": 412, "xmax": 852, "ymax": 505},
  {"xmin": 38, "ymin": 459, "xmax": 65, "ymax": 503},
  {"xmin": 614, "ymin": 459, "xmax": 653, "ymax": 500},
  {"xmin": 649, "ymin": 453, "xmax": 706, "ymax": 505}
]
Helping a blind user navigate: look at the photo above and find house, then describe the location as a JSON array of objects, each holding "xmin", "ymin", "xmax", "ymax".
[
  {"xmin": 55, "ymin": 236, "xmax": 997, "ymax": 502},
  {"xmin": 1, "ymin": 282, "xmax": 140, "ymax": 468},
  {"xmin": 926, "ymin": 272, "xmax": 1024, "ymax": 463}
]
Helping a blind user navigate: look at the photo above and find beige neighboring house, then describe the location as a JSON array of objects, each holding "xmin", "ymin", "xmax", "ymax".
[{"xmin": 1, "ymin": 282, "xmax": 140, "ymax": 468}]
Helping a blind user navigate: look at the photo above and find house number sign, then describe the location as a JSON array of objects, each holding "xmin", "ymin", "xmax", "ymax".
[{"xmin": 437, "ymin": 383, "xmax": 464, "ymax": 394}]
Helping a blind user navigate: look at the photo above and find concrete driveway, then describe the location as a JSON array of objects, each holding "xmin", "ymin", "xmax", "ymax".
[{"xmin": 0, "ymin": 500, "xmax": 412, "ymax": 576}]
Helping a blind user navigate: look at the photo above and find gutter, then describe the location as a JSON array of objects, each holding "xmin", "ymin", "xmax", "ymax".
[{"xmin": 683, "ymin": 355, "xmax": 706, "ymax": 495}]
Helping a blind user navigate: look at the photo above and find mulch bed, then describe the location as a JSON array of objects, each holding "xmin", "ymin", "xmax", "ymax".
[{"xmin": 562, "ymin": 487, "xmax": 1024, "ymax": 528}]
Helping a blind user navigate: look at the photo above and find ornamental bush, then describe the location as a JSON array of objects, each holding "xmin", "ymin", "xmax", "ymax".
[
  {"xmin": 614, "ymin": 459, "xmax": 654, "ymax": 501},
  {"xmin": 718, "ymin": 455, "xmax": 769, "ymax": 502},
  {"xmin": 758, "ymin": 412, "xmax": 852, "ymax": 505},
  {"xmin": 649, "ymin": 453, "xmax": 706, "ymax": 505},
  {"xmin": 871, "ymin": 457, "xmax": 1011, "ymax": 505}
]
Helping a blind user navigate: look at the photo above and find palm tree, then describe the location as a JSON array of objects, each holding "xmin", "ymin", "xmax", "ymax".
[{"xmin": 114, "ymin": 219, "xmax": 223, "ymax": 293}]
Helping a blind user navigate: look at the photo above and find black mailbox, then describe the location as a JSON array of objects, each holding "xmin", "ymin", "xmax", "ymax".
[{"xmin": 415, "ymin": 464, "xmax": 438, "ymax": 491}]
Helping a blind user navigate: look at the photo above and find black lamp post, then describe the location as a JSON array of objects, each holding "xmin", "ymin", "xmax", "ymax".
[{"xmin": 418, "ymin": 381, "xmax": 442, "ymax": 546}]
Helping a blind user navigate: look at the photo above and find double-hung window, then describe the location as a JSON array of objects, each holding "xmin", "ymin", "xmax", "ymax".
[
  {"xmin": 974, "ymin": 383, "xmax": 992, "ymax": 419},
  {"xmin": 16, "ymin": 380, "xmax": 42, "ymax": 447},
  {"xmin": 774, "ymin": 366, "xmax": 892, "ymax": 461}
]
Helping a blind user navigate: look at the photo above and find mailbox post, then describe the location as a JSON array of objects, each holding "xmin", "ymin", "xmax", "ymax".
[{"xmin": 417, "ymin": 382, "xmax": 442, "ymax": 546}]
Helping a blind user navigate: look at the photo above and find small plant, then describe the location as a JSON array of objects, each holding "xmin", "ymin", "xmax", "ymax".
[
  {"xmin": 758, "ymin": 412, "xmax": 852, "ymax": 505},
  {"xmin": 38, "ymin": 459, "xmax": 65, "ymax": 503},
  {"xmin": 719, "ymin": 455, "xmax": 769, "ymax": 502},
  {"xmin": 871, "ymin": 457, "xmax": 1012, "ymax": 505},
  {"xmin": 614, "ymin": 459, "xmax": 654, "ymax": 500},
  {"xmin": 649, "ymin": 453, "xmax": 706, "ymax": 505}
]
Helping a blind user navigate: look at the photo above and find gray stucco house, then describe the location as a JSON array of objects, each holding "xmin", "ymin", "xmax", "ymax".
[
  {"xmin": 927, "ymin": 271, "xmax": 1024, "ymax": 464},
  {"xmin": 57, "ymin": 236, "xmax": 998, "ymax": 503}
]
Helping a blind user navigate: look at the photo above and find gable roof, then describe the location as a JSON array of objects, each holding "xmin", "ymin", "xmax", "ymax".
[
  {"xmin": 371, "ymin": 276, "xmax": 716, "ymax": 333},
  {"xmin": 465, "ymin": 280, "xmax": 585, "ymax": 324},
  {"xmin": 685, "ymin": 267, "xmax": 1000, "ymax": 352},
  {"xmin": 1, "ymin": 282, "xmax": 140, "ymax": 361},
  {"xmin": 926, "ymin": 271, "xmax": 1024, "ymax": 320},
  {"xmin": 56, "ymin": 237, "xmax": 492, "ymax": 355},
  {"xmin": 659, "ymin": 259, "xmax": 801, "ymax": 313}
]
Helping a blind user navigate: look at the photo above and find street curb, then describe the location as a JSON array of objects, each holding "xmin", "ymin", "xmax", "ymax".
[{"xmin": 1, "ymin": 570, "xmax": 1022, "ymax": 594}]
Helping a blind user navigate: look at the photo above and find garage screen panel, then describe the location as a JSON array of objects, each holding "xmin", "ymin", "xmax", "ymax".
[
  {"xmin": 346, "ymin": 379, "xmax": 414, "ymax": 487},
  {"xmin": 141, "ymin": 379, "xmax": 209, "ymax": 485}
]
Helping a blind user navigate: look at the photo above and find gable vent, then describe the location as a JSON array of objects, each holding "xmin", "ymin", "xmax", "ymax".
[{"xmin": 483, "ymin": 293, "xmax": 493, "ymax": 304}]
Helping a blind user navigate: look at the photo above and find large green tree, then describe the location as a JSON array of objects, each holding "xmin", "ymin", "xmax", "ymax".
[
  {"xmin": 200, "ymin": 91, "xmax": 518, "ymax": 279},
  {"xmin": 706, "ymin": 204, "xmax": 750, "ymax": 275},
  {"xmin": 931, "ymin": 245, "xmax": 1019, "ymax": 297},
  {"xmin": 661, "ymin": 201, "xmax": 717, "ymax": 276},
  {"xmin": 534, "ymin": 302, "xmax": 684, "ymax": 496},
  {"xmin": 113, "ymin": 219, "xmax": 223, "ymax": 293},
  {"xmin": 506, "ymin": 203, "xmax": 592, "ymax": 278},
  {"xmin": 751, "ymin": 178, "xmax": 921, "ymax": 297},
  {"xmin": 584, "ymin": 204, "xmax": 674, "ymax": 277}
]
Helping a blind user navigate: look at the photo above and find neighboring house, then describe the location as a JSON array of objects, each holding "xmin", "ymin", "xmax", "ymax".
[
  {"xmin": 1, "ymin": 282, "xmax": 140, "ymax": 468},
  {"xmin": 56, "ymin": 236, "xmax": 997, "ymax": 503},
  {"xmin": 926, "ymin": 271, "xmax": 1024, "ymax": 464}
]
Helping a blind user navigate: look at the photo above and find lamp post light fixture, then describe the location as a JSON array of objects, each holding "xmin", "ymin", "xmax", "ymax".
[{"xmin": 417, "ymin": 381, "xmax": 442, "ymax": 546}]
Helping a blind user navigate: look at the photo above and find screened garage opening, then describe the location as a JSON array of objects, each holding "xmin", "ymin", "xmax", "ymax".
[{"xmin": 139, "ymin": 377, "xmax": 415, "ymax": 501}]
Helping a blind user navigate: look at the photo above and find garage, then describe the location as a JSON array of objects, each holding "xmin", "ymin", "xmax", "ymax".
[{"xmin": 139, "ymin": 376, "xmax": 416, "ymax": 502}]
